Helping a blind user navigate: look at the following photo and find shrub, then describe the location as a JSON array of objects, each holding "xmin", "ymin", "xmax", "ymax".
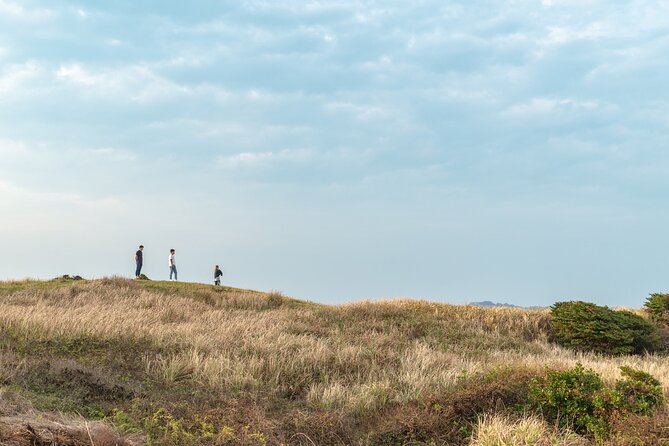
[
  {"xmin": 530, "ymin": 364, "xmax": 614, "ymax": 438},
  {"xmin": 614, "ymin": 366, "xmax": 664, "ymax": 416},
  {"xmin": 265, "ymin": 291, "xmax": 285, "ymax": 309},
  {"xmin": 530, "ymin": 365, "xmax": 665, "ymax": 440},
  {"xmin": 368, "ymin": 366, "xmax": 545, "ymax": 445},
  {"xmin": 645, "ymin": 293, "xmax": 669, "ymax": 326},
  {"xmin": 550, "ymin": 301, "xmax": 661, "ymax": 355}
]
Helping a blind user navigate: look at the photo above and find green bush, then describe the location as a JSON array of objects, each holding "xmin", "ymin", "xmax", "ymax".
[
  {"xmin": 645, "ymin": 293, "xmax": 669, "ymax": 326},
  {"xmin": 530, "ymin": 364, "xmax": 614, "ymax": 438},
  {"xmin": 530, "ymin": 364, "xmax": 665, "ymax": 440},
  {"xmin": 615, "ymin": 366, "xmax": 664, "ymax": 416},
  {"xmin": 550, "ymin": 301, "xmax": 661, "ymax": 355}
]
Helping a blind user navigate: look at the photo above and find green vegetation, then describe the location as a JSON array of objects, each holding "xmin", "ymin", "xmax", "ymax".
[
  {"xmin": 550, "ymin": 301, "xmax": 662, "ymax": 355},
  {"xmin": 0, "ymin": 279, "xmax": 667, "ymax": 445},
  {"xmin": 530, "ymin": 364, "xmax": 664, "ymax": 439},
  {"xmin": 615, "ymin": 366, "xmax": 664, "ymax": 416},
  {"xmin": 645, "ymin": 293, "xmax": 669, "ymax": 326}
]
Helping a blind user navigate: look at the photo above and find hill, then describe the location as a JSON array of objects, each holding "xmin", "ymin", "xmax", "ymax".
[
  {"xmin": 0, "ymin": 278, "xmax": 667, "ymax": 445},
  {"xmin": 470, "ymin": 300, "xmax": 547, "ymax": 310}
]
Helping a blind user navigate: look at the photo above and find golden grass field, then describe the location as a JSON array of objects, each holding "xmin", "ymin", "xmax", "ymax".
[{"xmin": 0, "ymin": 278, "xmax": 667, "ymax": 445}]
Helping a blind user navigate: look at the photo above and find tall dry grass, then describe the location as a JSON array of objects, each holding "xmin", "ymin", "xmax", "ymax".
[
  {"xmin": 0, "ymin": 387, "xmax": 137, "ymax": 445},
  {"xmin": 0, "ymin": 278, "xmax": 667, "ymax": 416},
  {"xmin": 469, "ymin": 414, "xmax": 587, "ymax": 446}
]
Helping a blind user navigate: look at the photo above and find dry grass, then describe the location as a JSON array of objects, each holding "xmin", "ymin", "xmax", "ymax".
[
  {"xmin": 469, "ymin": 414, "xmax": 587, "ymax": 446},
  {"xmin": 0, "ymin": 278, "xmax": 667, "ymax": 445},
  {"xmin": 0, "ymin": 280, "xmax": 667, "ymax": 408},
  {"xmin": 0, "ymin": 387, "xmax": 137, "ymax": 446},
  {"xmin": 0, "ymin": 281, "xmax": 560, "ymax": 409}
]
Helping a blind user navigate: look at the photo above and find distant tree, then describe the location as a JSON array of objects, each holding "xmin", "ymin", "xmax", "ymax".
[
  {"xmin": 550, "ymin": 301, "xmax": 661, "ymax": 355},
  {"xmin": 644, "ymin": 293, "xmax": 669, "ymax": 326}
]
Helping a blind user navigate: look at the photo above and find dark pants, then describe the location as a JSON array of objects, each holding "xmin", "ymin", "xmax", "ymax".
[
  {"xmin": 135, "ymin": 262, "xmax": 143, "ymax": 277},
  {"xmin": 170, "ymin": 265, "xmax": 177, "ymax": 280}
]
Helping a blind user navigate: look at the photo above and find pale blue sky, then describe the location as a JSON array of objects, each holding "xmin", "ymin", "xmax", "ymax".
[{"xmin": 1, "ymin": 0, "xmax": 668, "ymax": 306}]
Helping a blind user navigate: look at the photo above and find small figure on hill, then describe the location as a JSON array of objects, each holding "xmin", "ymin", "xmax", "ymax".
[
  {"xmin": 135, "ymin": 245, "xmax": 144, "ymax": 279},
  {"xmin": 169, "ymin": 249, "xmax": 177, "ymax": 281},
  {"xmin": 214, "ymin": 265, "xmax": 223, "ymax": 286}
]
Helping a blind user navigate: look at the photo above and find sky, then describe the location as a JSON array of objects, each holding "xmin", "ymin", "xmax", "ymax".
[{"xmin": 1, "ymin": 0, "xmax": 669, "ymax": 306}]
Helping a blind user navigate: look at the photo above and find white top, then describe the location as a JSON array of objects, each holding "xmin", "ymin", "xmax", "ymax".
[{"xmin": 169, "ymin": 253, "xmax": 175, "ymax": 267}]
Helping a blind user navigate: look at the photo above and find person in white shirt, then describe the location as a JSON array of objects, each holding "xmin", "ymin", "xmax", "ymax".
[{"xmin": 169, "ymin": 249, "xmax": 177, "ymax": 281}]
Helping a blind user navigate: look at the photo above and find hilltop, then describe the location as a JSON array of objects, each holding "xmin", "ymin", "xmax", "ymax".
[
  {"xmin": 0, "ymin": 278, "xmax": 667, "ymax": 445},
  {"xmin": 470, "ymin": 300, "xmax": 547, "ymax": 310}
]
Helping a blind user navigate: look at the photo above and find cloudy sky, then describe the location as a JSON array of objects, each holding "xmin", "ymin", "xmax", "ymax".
[{"xmin": 1, "ymin": 0, "xmax": 668, "ymax": 306}]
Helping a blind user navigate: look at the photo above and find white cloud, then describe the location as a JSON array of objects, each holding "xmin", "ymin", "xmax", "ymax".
[
  {"xmin": 0, "ymin": 139, "xmax": 138, "ymax": 170},
  {"xmin": 0, "ymin": 179, "xmax": 128, "ymax": 238},
  {"xmin": 0, "ymin": 61, "xmax": 41, "ymax": 97},
  {"xmin": 55, "ymin": 63, "xmax": 215, "ymax": 103},
  {"xmin": 0, "ymin": 179, "xmax": 124, "ymax": 210},
  {"xmin": 54, "ymin": 63, "xmax": 241, "ymax": 104},
  {"xmin": 503, "ymin": 97, "xmax": 602, "ymax": 117},
  {"xmin": 92, "ymin": 148, "xmax": 137, "ymax": 162},
  {"xmin": 543, "ymin": 22, "xmax": 610, "ymax": 45},
  {"xmin": 325, "ymin": 100, "xmax": 400, "ymax": 122},
  {"xmin": 56, "ymin": 64, "xmax": 99, "ymax": 86},
  {"xmin": 217, "ymin": 149, "xmax": 311, "ymax": 169},
  {"xmin": 0, "ymin": 138, "xmax": 38, "ymax": 160},
  {"xmin": 159, "ymin": 55, "xmax": 208, "ymax": 67},
  {"xmin": 0, "ymin": 0, "xmax": 55, "ymax": 21}
]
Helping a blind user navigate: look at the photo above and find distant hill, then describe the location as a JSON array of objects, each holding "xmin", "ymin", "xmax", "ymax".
[{"xmin": 471, "ymin": 300, "xmax": 547, "ymax": 310}]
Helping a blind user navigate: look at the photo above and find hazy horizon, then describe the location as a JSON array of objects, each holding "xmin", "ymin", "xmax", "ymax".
[{"xmin": 2, "ymin": 0, "xmax": 669, "ymax": 306}]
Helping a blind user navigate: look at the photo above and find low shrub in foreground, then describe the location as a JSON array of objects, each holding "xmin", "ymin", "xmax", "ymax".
[
  {"xmin": 550, "ymin": 301, "xmax": 662, "ymax": 355},
  {"xmin": 529, "ymin": 364, "xmax": 664, "ymax": 440},
  {"xmin": 368, "ymin": 366, "xmax": 544, "ymax": 445},
  {"xmin": 614, "ymin": 366, "xmax": 664, "ymax": 416}
]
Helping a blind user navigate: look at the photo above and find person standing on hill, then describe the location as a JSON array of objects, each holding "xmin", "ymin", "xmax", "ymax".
[
  {"xmin": 169, "ymin": 249, "xmax": 177, "ymax": 281},
  {"xmin": 135, "ymin": 245, "xmax": 144, "ymax": 279},
  {"xmin": 214, "ymin": 265, "xmax": 223, "ymax": 286}
]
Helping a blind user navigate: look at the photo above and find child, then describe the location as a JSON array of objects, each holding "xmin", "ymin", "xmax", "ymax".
[{"xmin": 214, "ymin": 265, "xmax": 223, "ymax": 286}]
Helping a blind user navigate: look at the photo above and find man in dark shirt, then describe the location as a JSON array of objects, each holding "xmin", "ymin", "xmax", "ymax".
[
  {"xmin": 214, "ymin": 265, "xmax": 223, "ymax": 286},
  {"xmin": 135, "ymin": 245, "xmax": 144, "ymax": 278}
]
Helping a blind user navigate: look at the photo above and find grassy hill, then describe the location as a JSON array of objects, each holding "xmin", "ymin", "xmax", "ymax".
[{"xmin": 0, "ymin": 278, "xmax": 667, "ymax": 445}]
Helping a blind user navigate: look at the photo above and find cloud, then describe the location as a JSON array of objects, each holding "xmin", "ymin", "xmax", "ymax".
[
  {"xmin": 324, "ymin": 100, "xmax": 400, "ymax": 122},
  {"xmin": 92, "ymin": 148, "xmax": 137, "ymax": 162},
  {"xmin": 502, "ymin": 97, "xmax": 603, "ymax": 118},
  {"xmin": 55, "ymin": 63, "xmax": 215, "ymax": 103},
  {"xmin": 0, "ymin": 0, "xmax": 55, "ymax": 21},
  {"xmin": 217, "ymin": 149, "xmax": 311, "ymax": 170},
  {"xmin": 543, "ymin": 22, "xmax": 611, "ymax": 46},
  {"xmin": 0, "ymin": 138, "xmax": 38, "ymax": 160},
  {"xmin": 0, "ymin": 179, "xmax": 124, "ymax": 210},
  {"xmin": 0, "ymin": 139, "xmax": 138, "ymax": 178},
  {"xmin": 0, "ymin": 0, "xmax": 668, "ymax": 305},
  {"xmin": 0, "ymin": 61, "xmax": 41, "ymax": 96}
]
